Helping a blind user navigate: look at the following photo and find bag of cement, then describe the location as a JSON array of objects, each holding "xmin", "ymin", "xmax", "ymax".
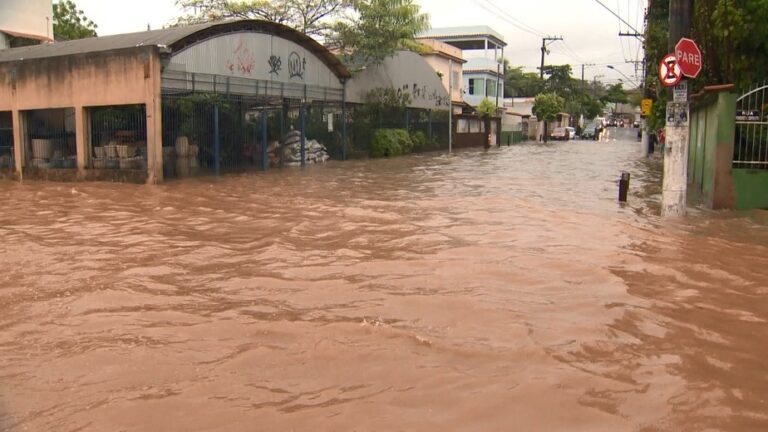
[
  {"xmin": 308, "ymin": 140, "xmax": 322, "ymax": 152},
  {"xmin": 283, "ymin": 131, "xmax": 301, "ymax": 145}
]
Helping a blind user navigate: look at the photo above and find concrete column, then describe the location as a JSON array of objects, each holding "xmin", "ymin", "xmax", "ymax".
[
  {"xmin": 75, "ymin": 106, "xmax": 88, "ymax": 174},
  {"xmin": 711, "ymin": 92, "xmax": 737, "ymax": 209},
  {"xmin": 144, "ymin": 50, "xmax": 163, "ymax": 184},
  {"xmin": 11, "ymin": 110, "xmax": 24, "ymax": 180},
  {"xmin": 662, "ymin": 115, "xmax": 689, "ymax": 216}
]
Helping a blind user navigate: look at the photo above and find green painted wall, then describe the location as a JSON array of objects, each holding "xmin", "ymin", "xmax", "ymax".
[
  {"xmin": 500, "ymin": 131, "xmax": 524, "ymax": 145},
  {"xmin": 733, "ymin": 169, "xmax": 768, "ymax": 210},
  {"xmin": 688, "ymin": 91, "xmax": 737, "ymax": 209}
]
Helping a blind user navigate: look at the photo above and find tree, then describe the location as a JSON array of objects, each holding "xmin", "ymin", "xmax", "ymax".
[
  {"xmin": 330, "ymin": 0, "xmax": 430, "ymax": 71},
  {"xmin": 601, "ymin": 83, "xmax": 628, "ymax": 104},
  {"xmin": 175, "ymin": 0, "xmax": 351, "ymax": 37},
  {"xmin": 475, "ymin": 98, "xmax": 497, "ymax": 118},
  {"xmin": 504, "ymin": 66, "xmax": 545, "ymax": 98},
  {"xmin": 53, "ymin": 0, "xmax": 98, "ymax": 41},
  {"xmin": 532, "ymin": 92, "xmax": 564, "ymax": 143},
  {"xmin": 644, "ymin": 0, "xmax": 768, "ymax": 132},
  {"xmin": 544, "ymin": 65, "xmax": 576, "ymax": 98}
]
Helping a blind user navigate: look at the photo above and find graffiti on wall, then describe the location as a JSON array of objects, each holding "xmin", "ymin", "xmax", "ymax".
[
  {"xmin": 225, "ymin": 39, "xmax": 256, "ymax": 75},
  {"xmin": 396, "ymin": 83, "xmax": 450, "ymax": 108},
  {"xmin": 287, "ymin": 52, "xmax": 307, "ymax": 80}
]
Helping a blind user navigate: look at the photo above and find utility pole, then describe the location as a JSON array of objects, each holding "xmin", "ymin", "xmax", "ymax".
[
  {"xmin": 662, "ymin": 0, "xmax": 693, "ymax": 217},
  {"xmin": 540, "ymin": 36, "xmax": 563, "ymax": 79},
  {"xmin": 448, "ymin": 59, "xmax": 453, "ymax": 154},
  {"xmin": 581, "ymin": 63, "xmax": 595, "ymax": 83}
]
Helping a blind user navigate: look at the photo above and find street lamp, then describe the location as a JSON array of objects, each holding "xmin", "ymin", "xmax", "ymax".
[{"xmin": 606, "ymin": 65, "xmax": 640, "ymax": 88}]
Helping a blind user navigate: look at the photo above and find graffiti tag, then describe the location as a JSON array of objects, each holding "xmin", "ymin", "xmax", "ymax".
[
  {"xmin": 268, "ymin": 55, "xmax": 282, "ymax": 76},
  {"xmin": 226, "ymin": 39, "xmax": 256, "ymax": 75},
  {"xmin": 288, "ymin": 52, "xmax": 307, "ymax": 80}
]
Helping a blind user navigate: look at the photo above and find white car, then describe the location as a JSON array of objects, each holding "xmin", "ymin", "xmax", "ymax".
[{"xmin": 565, "ymin": 127, "xmax": 576, "ymax": 140}]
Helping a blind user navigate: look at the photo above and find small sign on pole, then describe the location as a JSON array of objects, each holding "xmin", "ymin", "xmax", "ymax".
[
  {"xmin": 665, "ymin": 102, "xmax": 689, "ymax": 127},
  {"xmin": 659, "ymin": 53, "xmax": 682, "ymax": 87},
  {"xmin": 673, "ymin": 81, "xmax": 688, "ymax": 102},
  {"xmin": 641, "ymin": 98, "xmax": 653, "ymax": 116}
]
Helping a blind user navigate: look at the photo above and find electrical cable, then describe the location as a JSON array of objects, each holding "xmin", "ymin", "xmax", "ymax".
[
  {"xmin": 482, "ymin": 0, "xmax": 546, "ymax": 37},
  {"xmin": 470, "ymin": 0, "xmax": 542, "ymax": 38}
]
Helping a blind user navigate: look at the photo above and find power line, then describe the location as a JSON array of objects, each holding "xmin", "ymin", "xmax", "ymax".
[
  {"xmin": 482, "ymin": 0, "xmax": 546, "ymax": 37},
  {"xmin": 471, "ymin": 0, "xmax": 542, "ymax": 38},
  {"xmin": 593, "ymin": 0, "xmax": 644, "ymax": 39},
  {"xmin": 560, "ymin": 40, "xmax": 586, "ymax": 63}
]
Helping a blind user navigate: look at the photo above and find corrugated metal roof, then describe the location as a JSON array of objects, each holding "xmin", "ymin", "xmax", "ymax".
[
  {"xmin": 0, "ymin": 20, "xmax": 351, "ymax": 79},
  {"xmin": 0, "ymin": 23, "xmax": 210, "ymax": 63},
  {"xmin": 418, "ymin": 26, "xmax": 506, "ymax": 46}
]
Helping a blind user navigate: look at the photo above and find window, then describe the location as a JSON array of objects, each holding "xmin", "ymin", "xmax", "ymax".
[
  {"xmin": 457, "ymin": 118, "xmax": 469, "ymax": 133},
  {"xmin": 469, "ymin": 119, "xmax": 482, "ymax": 133},
  {"xmin": 486, "ymin": 79, "xmax": 497, "ymax": 98},
  {"xmin": 468, "ymin": 79, "xmax": 475, "ymax": 95}
]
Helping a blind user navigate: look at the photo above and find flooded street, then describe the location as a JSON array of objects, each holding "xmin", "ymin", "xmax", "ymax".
[{"xmin": 1, "ymin": 128, "xmax": 767, "ymax": 431}]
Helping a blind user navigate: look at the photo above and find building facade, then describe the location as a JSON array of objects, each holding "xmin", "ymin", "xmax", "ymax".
[
  {"xmin": 417, "ymin": 26, "xmax": 506, "ymax": 108},
  {"xmin": 415, "ymin": 38, "xmax": 465, "ymax": 108},
  {"xmin": 0, "ymin": 20, "xmax": 351, "ymax": 183}
]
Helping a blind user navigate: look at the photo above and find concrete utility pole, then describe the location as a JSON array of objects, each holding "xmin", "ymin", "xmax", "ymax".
[
  {"xmin": 662, "ymin": 0, "xmax": 693, "ymax": 217},
  {"xmin": 540, "ymin": 36, "xmax": 563, "ymax": 79},
  {"xmin": 581, "ymin": 63, "xmax": 595, "ymax": 83}
]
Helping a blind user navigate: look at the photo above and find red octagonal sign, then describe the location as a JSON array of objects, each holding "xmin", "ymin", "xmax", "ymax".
[{"xmin": 675, "ymin": 38, "xmax": 702, "ymax": 78}]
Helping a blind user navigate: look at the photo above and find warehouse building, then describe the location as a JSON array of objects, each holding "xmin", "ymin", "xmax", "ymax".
[{"xmin": 0, "ymin": 20, "xmax": 352, "ymax": 183}]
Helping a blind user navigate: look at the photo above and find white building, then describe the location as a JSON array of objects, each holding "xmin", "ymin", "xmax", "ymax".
[{"xmin": 417, "ymin": 26, "xmax": 506, "ymax": 108}]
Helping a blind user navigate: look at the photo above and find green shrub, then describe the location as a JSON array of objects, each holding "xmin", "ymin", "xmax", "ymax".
[
  {"xmin": 410, "ymin": 131, "xmax": 427, "ymax": 153},
  {"xmin": 369, "ymin": 128, "xmax": 413, "ymax": 158}
]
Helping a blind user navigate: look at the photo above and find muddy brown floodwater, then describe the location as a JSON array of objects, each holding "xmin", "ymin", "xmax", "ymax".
[{"xmin": 1, "ymin": 128, "xmax": 767, "ymax": 431}]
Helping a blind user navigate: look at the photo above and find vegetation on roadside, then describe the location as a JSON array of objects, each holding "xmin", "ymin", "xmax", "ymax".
[
  {"xmin": 329, "ymin": 0, "xmax": 430, "ymax": 71},
  {"xmin": 174, "ymin": 0, "xmax": 351, "ymax": 37},
  {"xmin": 504, "ymin": 62, "xmax": 625, "ymax": 124},
  {"xmin": 644, "ymin": 0, "xmax": 768, "ymax": 132},
  {"xmin": 53, "ymin": 0, "xmax": 98, "ymax": 41},
  {"xmin": 369, "ymin": 128, "xmax": 412, "ymax": 157},
  {"xmin": 532, "ymin": 92, "xmax": 565, "ymax": 143}
]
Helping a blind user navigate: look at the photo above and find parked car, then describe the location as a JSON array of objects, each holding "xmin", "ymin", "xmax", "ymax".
[
  {"xmin": 550, "ymin": 127, "xmax": 569, "ymax": 141},
  {"xmin": 565, "ymin": 127, "xmax": 576, "ymax": 140},
  {"xmin": 633, "ymin": 120, "xmax": 640, "ymax": 128}
]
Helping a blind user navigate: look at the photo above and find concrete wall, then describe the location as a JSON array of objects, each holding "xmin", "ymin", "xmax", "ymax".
[
  {"xmin": 168, "ymin": 32, "xmax": 342, "ymax": 90},
  {"xmin": 418, "ymin": 39, "xmax": 464, "ymax": 103},
  {"xmin": 688, "ymin": 91, "xmax": 737, "ymax": 209},
  {"xmin": 346, "ymin": 51, "xmax": 451, "ymax": 110},
  {"xmin": 0, "ymin": 47, "xmax": 163, "ymax": 182}
]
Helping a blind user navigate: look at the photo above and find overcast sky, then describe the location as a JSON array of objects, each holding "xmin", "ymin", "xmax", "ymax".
[{"xmin": 69, "ymin": 0, "xmax": 645, "ymax": 87}]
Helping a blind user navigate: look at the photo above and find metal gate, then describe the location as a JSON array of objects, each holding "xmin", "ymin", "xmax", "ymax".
[{"xmin": 735, "ymin": 82, "xmax": 768, "ymax": 169}]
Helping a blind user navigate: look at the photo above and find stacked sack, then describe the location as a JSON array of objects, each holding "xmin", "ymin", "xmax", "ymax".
[{"xmin": 274, "ymin": 130, "xmax": 331, "ymax": 166}]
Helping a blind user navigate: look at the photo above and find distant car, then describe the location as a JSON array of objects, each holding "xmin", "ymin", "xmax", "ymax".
[
  {"xmin": 565, "ymin": 127, "xmax": 576, "ymax": 140},
  {"xmin": 581, "ymin": 124, "xmax": 598, "ymax": 140},
  {"xmin": 550, "ymin": 127, "xmax": 569, "ymax": 141},
  {"xmin": 619, "ymin": 120, "xmax": 625, "ymax": 128},
  {"xmin": 633, "ymin": 120, "xmax": 640, "ymax": 128}
]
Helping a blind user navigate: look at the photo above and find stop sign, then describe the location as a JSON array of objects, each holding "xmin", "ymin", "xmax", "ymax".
[{"xmin": 675, "ymin": 38, "xmax": 702, "ymax": 78}]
